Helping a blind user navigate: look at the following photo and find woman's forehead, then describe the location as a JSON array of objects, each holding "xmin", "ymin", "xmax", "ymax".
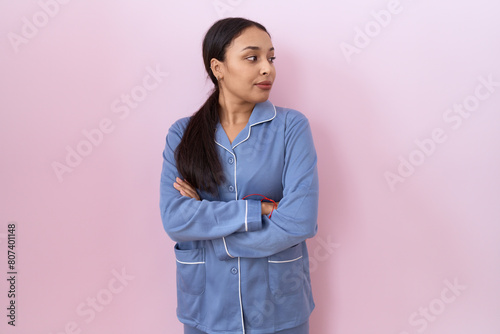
[{"xmin": 229, "ymin": 27, "xmax": 273, "ymax": 52}]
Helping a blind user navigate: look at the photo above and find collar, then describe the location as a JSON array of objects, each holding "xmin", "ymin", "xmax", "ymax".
[{"xmin": 215, "ymin": 100, "xmax": 277, "ymax": 151}]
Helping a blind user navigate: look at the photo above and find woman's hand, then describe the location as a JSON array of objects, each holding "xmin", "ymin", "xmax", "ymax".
[
  {"xmin": 261, "ymin": 201, "xmax": 279, "ymax": 216},
  {"xmin": 173, "ymin": 177, "xmax": 201, "ymax": 201}
]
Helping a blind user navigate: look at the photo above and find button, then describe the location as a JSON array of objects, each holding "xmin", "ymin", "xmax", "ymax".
[
  {"xmin": 231, "ymin": 267, "xmax": 238, "ymax": 275},
  {"xmin": 228, "ymin": 185, "xmax": 234, "ymax": 192},
  {"xmin": 228, "ymin": 157, "xmax": 234, "ymax": 164}
]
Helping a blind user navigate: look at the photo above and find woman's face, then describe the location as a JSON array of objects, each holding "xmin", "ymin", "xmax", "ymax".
[{"xmin": 215, "ymin": 26, "xmax": 276, "ymax": 105}]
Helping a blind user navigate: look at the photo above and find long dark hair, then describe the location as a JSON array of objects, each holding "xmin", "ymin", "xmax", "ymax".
[{"xmin": 175, "ymin": 18, "xmax": 269, "ymax": 195}]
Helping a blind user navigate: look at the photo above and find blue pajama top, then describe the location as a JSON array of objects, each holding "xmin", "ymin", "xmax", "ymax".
[{"xmin": 159, "ymin": 100, "xmax": 319, "ymax": 334}]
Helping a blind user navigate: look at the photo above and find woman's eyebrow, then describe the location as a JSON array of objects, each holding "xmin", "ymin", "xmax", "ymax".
[{"xmin": 240, "ymin": 46, "xmax": 275, "ymax": 52}]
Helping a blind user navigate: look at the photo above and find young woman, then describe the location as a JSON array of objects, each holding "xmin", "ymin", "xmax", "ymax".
[{"xmin": 159, "ymin": 17, "xmax": 319, "ymax": 334}]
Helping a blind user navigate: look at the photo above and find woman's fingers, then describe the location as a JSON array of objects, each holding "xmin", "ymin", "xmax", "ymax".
[
  {"xmin": 173, "ymin": 180, "xmax": 195, "ymax": 198},
  {"xmin": 179, "ymin": 179, "xmax": 198, "ymax": 199},
  {"xmin": 173, "ymin": 177, "xmax": 200, "ymax": 200}
]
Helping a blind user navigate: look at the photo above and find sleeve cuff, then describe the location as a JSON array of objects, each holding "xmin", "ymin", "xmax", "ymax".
[{"xmin": 245, "ymin": 199, "xmax": 263, "ymax": 232}]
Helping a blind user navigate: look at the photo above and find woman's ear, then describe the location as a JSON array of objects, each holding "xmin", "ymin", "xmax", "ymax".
[{"xmin": 210, "ymin": 58, "xmax": 223, "ymax": 81}]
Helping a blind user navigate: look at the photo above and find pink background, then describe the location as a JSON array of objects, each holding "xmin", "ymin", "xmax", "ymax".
[{"xmin": 1, "ymin": 1, "xmax": 499, "ymax": 333}]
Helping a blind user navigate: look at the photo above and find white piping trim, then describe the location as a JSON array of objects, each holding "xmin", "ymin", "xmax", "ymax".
[
  {"xmin": 222, "ymin": 237, "xmax": 235, "ymax": 258},
  {"xmin": 215, "ymin": 140, "xmax": 232, "ymax": 155},
  {"xmin": 268, "ymin": 255, "xmax": 303, "ymax": 264},
  {"xmin": 244, "ymin": 200, "xmax": 248, "ymax": 232},
  {"xmin": 233, "ymin": 153, "xmax": 238, "ymax": 199},
  {"xmin": 175, "ymin": 259, "xmax": 205, "ymax": 265},
  {"xmin": 238, "ymin": 257, "xmax": 245, "ymax": 334},
  {"xmin": 232, "ymin": 103, "xmax": 277, "ymax": 150}
]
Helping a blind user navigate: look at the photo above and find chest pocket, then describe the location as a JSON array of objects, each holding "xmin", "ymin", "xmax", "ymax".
[
  {"xmin": 267, "ymin": 243, "xmax": 305, "ymax": 296},
  {"xmin": 174, "ymin": 243, "xmax": 206, "ymax": 295}
]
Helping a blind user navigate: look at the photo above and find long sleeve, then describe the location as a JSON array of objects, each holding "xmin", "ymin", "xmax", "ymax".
[
  {"xmin": 159, "ymin": 118, "xmax": 263, "ymax": 242},
  {"xmin": 211, "ymin": 110, "xmax": 319, "ymax": 260}
]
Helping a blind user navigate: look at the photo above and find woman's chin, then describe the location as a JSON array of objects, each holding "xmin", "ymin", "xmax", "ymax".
[{"xmin": 252, "ymin": 92, "xmax": 271, "ymax": 103}]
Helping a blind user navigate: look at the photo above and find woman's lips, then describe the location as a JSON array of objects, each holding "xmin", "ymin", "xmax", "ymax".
[{"xmin": 255, "ymin": 81, "xmax": 272, "ymax": 90}]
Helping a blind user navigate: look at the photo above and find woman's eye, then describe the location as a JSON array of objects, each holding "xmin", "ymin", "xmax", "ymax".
[{"xmin": 246, "ymin": 56, "xmax": 276, "ymax": 63}]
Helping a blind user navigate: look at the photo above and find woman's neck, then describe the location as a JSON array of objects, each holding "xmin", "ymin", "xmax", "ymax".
[{"xmin": 218, "ymin": 90, "xmax": 255, "ymax": 125}]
